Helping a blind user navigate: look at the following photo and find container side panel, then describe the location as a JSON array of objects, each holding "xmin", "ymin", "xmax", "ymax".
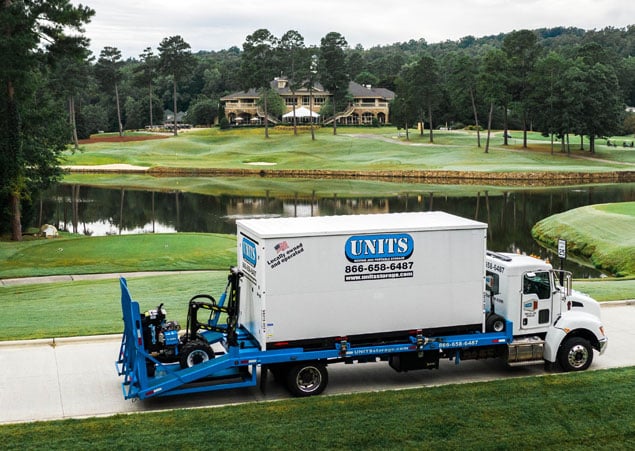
[{"xmin": 258, "ymin": 226, "xmax": 486, "ymax": 343}]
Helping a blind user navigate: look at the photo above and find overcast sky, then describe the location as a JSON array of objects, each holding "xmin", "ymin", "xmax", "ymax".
[{"xmin": 74, "ymin": 0, "xmax": 634, "ymax": 58}]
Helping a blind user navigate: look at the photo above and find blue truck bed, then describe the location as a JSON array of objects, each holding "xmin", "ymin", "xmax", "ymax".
[{"xmin": 116, "ymin": 277, "xmax": 513, "ymax": 400}]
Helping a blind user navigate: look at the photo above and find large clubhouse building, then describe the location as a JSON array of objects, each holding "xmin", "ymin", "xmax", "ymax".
[{"xmin": 220, "ymin": 78, "xmax": 395, "ymax": 125}]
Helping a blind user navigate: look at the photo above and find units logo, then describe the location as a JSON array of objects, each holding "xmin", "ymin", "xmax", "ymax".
[
  {"xmin": 345, "ymin": 233, "xmax": 414, "ymax": 262},
  {"xmin": 242, "ymin": 237, "xmax": 257, "ymax": 266}
]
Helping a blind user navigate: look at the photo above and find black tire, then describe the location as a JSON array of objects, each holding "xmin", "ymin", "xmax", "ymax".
[
  {"xmin": 486, "ymin": 313, "xmax": 506, "ymax": 332},
  {"xmin": 179, "ymin": 340, "xmax": 214, "ymax": 369},
  {"xmin": 558, "ymin": 337, "xmax": 593, "ymax": 372},
  {"xmin": 286, "ymin": 362, "xmax": 328, "ymax": 397}
]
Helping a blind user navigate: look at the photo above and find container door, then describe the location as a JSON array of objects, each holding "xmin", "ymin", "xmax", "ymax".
[{"xmin": 520, "ymin": 271, "xmax": 553, "ymax": 331}]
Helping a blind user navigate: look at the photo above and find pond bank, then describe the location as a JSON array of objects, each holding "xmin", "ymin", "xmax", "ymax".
[{"xmin": 65, "ymin": 165, "xmax": 635, "ymax": 187}]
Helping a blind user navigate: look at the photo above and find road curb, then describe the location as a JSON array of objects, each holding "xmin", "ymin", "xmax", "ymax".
[
  {"xmin": 600, "ymin": 299, "xmax": 635, "ymax": 307},
  {"xmin": 0, "ymin": 270, "xmax": 215, "ymax": 286},
  {"xmin": 0, "ymin": 334, "xmax": 121, "ymax": 348}
]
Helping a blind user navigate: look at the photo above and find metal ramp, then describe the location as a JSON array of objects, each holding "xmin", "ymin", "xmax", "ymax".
[{"xmin": 116, "ymin": 277, "xmax": 259, "ymax": 400}]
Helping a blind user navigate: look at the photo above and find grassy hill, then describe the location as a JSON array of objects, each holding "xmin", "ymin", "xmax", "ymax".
[{"xmin": 532, "ymin": 202, "xmax": 635, "ymax": 277}]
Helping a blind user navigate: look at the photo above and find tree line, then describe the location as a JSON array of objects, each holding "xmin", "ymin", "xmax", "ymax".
[
  {"xmin": 44, "ymin": 25, "xmax": 635, "ymax": 147},
  {"xmin": 1, "ymin": 0, "xmax": 634, "ymax": 239}
]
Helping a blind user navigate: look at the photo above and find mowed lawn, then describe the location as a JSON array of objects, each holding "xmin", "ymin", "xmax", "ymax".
[
  {"xmin": 0, "ymin": 233, "xmax": 236, "ymax": 279},
  {"xmin": 0, "ymin": 367, "xmax": 633, "ymax": 449},
  {"xmin": 0, "ymin": 228, "xmax": 632, "ymax": 340},
  {"xmin": 0, "ymin": 272, "xmax": 230, "ymax": 340},
  {"xmin": 61, "ymin": 127, "xmax": 635, "ymax": 172},
  {"xmin": 532, "ymin": 202, "xmax": 635, "ymax": 277}
]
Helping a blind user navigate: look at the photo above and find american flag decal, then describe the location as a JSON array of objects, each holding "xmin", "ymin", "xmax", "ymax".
[{"xmin": 274, "ymin": 241, "xmax": 289, "ymax": 253}]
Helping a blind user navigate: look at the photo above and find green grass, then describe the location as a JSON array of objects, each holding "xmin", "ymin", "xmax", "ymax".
[
  {"xmin": 575, "ymin": 278, "xmax": 635, "ymax": 301},
  {"xmin": 1, "ymin": 204, "xmax": 633, "ymax": 341},
  {"xmin": 1, "ymin": 367, "xmax": 633, "ymax": 449},
  {"xmin": 0, "ymin": 272, "xmax": 229, "ymax": 340},
  {"xmin": 62, "ymin": 127, "xmax": 635, "ymax": 173},
  {"xmin": 62, "ymin": 172, "xmax": 533, "ymax": 199},
  {"xmin": 532, "ymin": 202, "xmax": 635, "ymax": 276},
  {"xmin": 1, "ymin": 269, "xmax": 631, "ymax": 341},
  {"xmin": 0, "ymin": 233, "xmax": 236, "ymax": 279}
]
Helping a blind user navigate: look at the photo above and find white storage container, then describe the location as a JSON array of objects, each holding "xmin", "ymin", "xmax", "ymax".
[{"xmin": 236, "ymin": 212, "xmax": 487, "ymax": 350}]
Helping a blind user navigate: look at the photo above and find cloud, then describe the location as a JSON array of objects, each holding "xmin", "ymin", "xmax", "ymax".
[{"xmin": 76, "ymin": 0, "xmax": 634, "ymax": 57}]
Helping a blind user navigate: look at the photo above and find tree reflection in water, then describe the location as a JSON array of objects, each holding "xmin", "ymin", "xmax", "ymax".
[{"xmin": 36, "ymin": 182, "xmax": 635, "ymax": 277}]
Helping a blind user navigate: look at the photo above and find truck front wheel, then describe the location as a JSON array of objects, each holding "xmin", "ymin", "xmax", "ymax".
[
  {"xmin": 179, "ymin": 341, "xmax": 214, "ymax": 369},
  {"xmin": 286, "ymin": 362, "xmax": 328, "ymax": 397},
  {"xmin": 558, "ymin": 337, "xmax": 593, "ymax": 372}
]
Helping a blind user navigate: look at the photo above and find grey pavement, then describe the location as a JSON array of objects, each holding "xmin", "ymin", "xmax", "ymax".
[{"xmin": 0, "ymin": 302, "xmax": 633, "ymax": 425}]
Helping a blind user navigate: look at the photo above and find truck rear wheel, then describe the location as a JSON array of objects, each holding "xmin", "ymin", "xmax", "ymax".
[
  {"xmin": 179, "ymin": 340, "xmax": 214, "ymax": 369},
  {"xmin": 558, "ymin": 337, "xmax": 593, "ymax": 372},
  {"xmin": 286, "ymin": 362, "xmax": 328, "ymax": 397}
]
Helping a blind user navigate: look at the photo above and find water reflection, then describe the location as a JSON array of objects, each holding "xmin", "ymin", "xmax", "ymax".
[{"xmin": 38, "ymin": 182, "xmax": 635, "ymax": 277}]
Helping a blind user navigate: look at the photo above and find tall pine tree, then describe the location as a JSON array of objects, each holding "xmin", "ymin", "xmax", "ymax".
[{"xmin": 0, "ymin": 0, "xmax": 94, "ymax": 240}]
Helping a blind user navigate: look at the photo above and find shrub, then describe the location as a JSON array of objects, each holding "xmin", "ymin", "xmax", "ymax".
[{"xmin": 465, "ymin": 124, "xmax": 482, "ymax": 131}]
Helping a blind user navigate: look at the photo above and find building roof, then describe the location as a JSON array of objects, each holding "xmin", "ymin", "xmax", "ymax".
[
  {"xmin": 347, "ymin": 81, "xmax": 395, "ymax": 100},
  {"xmin": 220, "ymin": 78, "xmax": 394, "ymax": 101},
  {"xmin": 282, "ymin": 106, "xmax": 320, "ymax": 118}
]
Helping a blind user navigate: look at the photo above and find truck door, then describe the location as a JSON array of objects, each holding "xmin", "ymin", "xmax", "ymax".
[{"xmin": 520, "ymin": 271, "xmax": 553, "ymax": 331}]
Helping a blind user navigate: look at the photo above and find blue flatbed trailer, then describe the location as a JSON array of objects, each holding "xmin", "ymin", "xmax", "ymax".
[{"xmin": 116, "ymin": 277, "xmax": 514, "ymax": 400}]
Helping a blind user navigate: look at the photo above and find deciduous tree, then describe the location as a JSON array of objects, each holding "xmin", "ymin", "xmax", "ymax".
[
  {"xmin": 528, "ymin": 52, "xmax": 573, "ymax": 153},
  {"xmin": 188, "ymin": 97, "xmax": 219, "ymax": 127},
  {"xmin": 574, "ymin": 59, "xmax": 623, "ymax": 153},
  {"xmin": 443, "ymin": 51, "xmax": 482, "ymax": 147}
]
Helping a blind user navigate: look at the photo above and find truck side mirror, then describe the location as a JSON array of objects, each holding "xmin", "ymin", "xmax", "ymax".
[
  {"xmin": 553, "ymin": 270, "xmax": 572, "ymax": 297},
  {"xmin": 565, "ymin": 273, "xmax": 572, "ymax": 296}
]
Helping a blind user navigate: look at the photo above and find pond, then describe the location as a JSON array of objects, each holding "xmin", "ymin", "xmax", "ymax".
[{"xmin": 36, "ymin": 181, "xmax": 635, "ymax": 278}]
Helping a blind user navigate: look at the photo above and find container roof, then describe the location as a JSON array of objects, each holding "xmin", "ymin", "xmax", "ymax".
[{"xmin": 237, "ymin": 211, "xmax": 487, "ymax": 238}]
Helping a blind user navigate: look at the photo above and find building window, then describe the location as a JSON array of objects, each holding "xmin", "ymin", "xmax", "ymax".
[
  {"xmin": 362, "ymin": 112, "xmax": 374, "ymax": 124},
  {"xmin": 285, "ymin": 97, "xmax": 297, "ymax": 106},
  {"xmin": 303, "ymin": 96, "xmax": 326, "ymax": 106}
]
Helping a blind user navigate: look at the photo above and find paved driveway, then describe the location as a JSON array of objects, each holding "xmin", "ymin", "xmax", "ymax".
[{"xmin": 1, "ymin": 303, "xmax": 632, "ymax": 424}]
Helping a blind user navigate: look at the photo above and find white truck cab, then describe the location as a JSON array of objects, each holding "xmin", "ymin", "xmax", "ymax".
[{"xmin": 485, "ymin": 251, "xmax": 608, "ymax": 371}]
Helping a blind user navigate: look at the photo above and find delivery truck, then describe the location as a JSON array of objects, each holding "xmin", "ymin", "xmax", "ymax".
[{"xmin": 117, "ymin": 212, "xmax": 607, "ymax": 400}]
